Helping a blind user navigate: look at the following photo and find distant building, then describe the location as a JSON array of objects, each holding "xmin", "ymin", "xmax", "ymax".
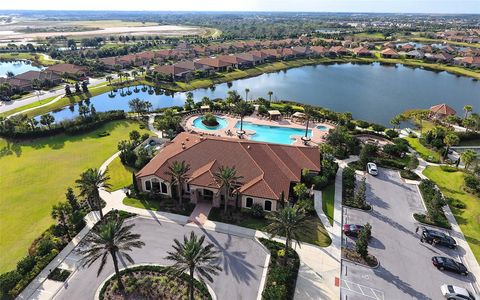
[{"xmin": 429, "ymin": 104, "xmax": 457, "ymax": 119}]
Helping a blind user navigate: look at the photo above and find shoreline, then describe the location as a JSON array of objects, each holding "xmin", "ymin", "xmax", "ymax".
[{"xmin": 4, "ymin": 56, "xmax": 480, "ymax": 118}]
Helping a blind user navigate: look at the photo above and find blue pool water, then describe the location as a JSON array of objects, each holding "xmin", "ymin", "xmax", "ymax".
[
  {"xmin": 316, "ymin": 125, "xmax": 329, "ymax": 131},
  {"xmin": 236, "ymin": 121, "xmax": 312, "ymax": 145},
  {"xmin": 192, "ymin": 116, "xmax": 228, "ymax": 130}
]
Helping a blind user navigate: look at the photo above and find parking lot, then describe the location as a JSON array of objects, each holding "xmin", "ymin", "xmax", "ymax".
[{"xmin": 341, "ymin": 168, "xmax": 477, "ymax": 299}]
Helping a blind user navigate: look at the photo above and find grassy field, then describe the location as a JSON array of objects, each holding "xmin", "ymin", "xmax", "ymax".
[
  {"xmin": 353, "ymin": 32, "xmax": 386, "ymax": 40},
  {"xmin": 72, "ymin": 20, "xmax": 159, "ymax": 28},
  {"xmin": 322, "ymin": 182, "xmax": 335, "ymax": 226},
  {"xmin": 0, "ymin": 120, "xmax": 149, "ymax": 273},
  {"xmin": 423, "ymin": 166, "xmax": 480, "ymax": 262},
  {"xmin": 405, "ymin": 137, "xmax": 442, "ymax": 162},
  {"xmin": 107, "ymin": 157, "xmax": 135, "ymax": 191},
  {"xmin": 0, "ymin": 52, "xmax": 59, "ymax": 66}
]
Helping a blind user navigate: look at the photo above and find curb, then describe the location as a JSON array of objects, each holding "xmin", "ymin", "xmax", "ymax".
[{"xmin": 341, "ymin": 256, "xmax": 380, "ymax": 269}]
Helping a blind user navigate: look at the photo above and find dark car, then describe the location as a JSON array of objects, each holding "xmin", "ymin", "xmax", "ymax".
[
  {"xmin": 432, "ymin": 256, "xmax": 469, "ymax": 276},
  {"xmin": 343, "ymin": 224, "xmax": 364, "ymax": 237},
  {"xmin": 421, "ymin": 228, "xmax": 457, "ymax": 249}
]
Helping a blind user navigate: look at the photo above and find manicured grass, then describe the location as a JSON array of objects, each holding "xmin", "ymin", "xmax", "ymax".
[
  {"xmin": 405, "ymin": 137, "xmax": 442, "ymax": 162},
  {"xmin": 322, "ymin": 182, "xmax": 335, "ymax": 225},
  {"xmin": 0, "ymin": 120, "xmax": 148, "ymax": 273},
  {"xmin": 107, "ymin": 156, "xmax": 135, "ymax": 191},
  {"xmin": 0, "ymin": 95, "xmax": 58, "ymax": 118},
  {"xmin": 423, "ymin": 166, "xmax": 480, "ymax": 262},
  {"xmin": 353, "ymin": 32, "xmax": 386, "ymax": 39}
]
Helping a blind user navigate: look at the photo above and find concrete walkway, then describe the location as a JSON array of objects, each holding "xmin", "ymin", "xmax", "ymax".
[{"xmin": 188, "ymin": 201, "xmax": 212, "ymax": 225}]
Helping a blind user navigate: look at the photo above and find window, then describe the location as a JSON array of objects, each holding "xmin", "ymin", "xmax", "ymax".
[
  {"xmin": 151, "ymin": 179, "xmax": 160, "ymax": 192},
  {"xmin": 161, "ymin": 182, "xmax": 167, "ymax": 194},
  {"xmin": 246, "ymin": 197, "xmax": 253, "ymax": 208},
  {"xmin": 145, "ymin": 181, "xmax": 151, "ymax": 191},
  {"xmin": 264, "ymin": 200, "xmax": 272, "ymax": 211}
]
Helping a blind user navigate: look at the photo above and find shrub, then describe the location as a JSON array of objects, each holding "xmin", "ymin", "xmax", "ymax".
[
  {"xmin": 385, "ymin": 129, "xmax": 399, "ymax": 139},
  {"xmin": 16, "ymin": 256, "xmax": 36, "ymax": 275},
  {"xmin": 295, "ymin": 199, "xmax": 315, "ymax": 214},
  {"xmin": 250, "ymin": 204, "xmax": 265, "ymax": 219},
  {"xmin": 371, "ymin": 124, "xmax": 386, "ymax": 132},
  {"xmin": 312, "ymin": 175, "xmax": 328, "ymax": 190},
  {"xmin": 359, "ymin": 144, "xmax": 378, "ymax": 167},
  {"xmin": 47, "ymin": 268, "xmax": 71, "ymax": 282},
  {"xmin": 447, "ymin": 197, "xmax": 466, "ymax": 209},
  {"xmin": 0, "ymin": 271, "xmax": 21, "ymax": 295},
  {"xmin": 440, "ymin": 165, "xmax": 457, "ymax": 172},
  {"xmin": 375, "ymin": 158, "xmax": 407, "ymax": 170},
  {"xmin": 400, "ymin": 170, "xmax": 421, "ymax": 181},
  {"xmin": 464, "ymin": 175, "xmax": 480, "ymax": 193},
  {"xmin": 356, "ymin": 120, "xmax": 370, "ymax": 129}
]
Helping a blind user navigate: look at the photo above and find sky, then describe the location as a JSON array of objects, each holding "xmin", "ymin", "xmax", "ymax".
[{"xmin": 0, "ymin": 0, "xmax": 479, "ymax": 14}]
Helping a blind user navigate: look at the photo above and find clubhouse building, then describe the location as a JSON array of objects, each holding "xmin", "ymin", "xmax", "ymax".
[{"xmin": 136, "ymin": 133, "xmax": 321, "ymax": 211}]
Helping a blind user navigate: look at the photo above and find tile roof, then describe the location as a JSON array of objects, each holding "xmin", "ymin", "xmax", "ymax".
[
  {"xmin": 430, "ymin": 103, "xmax": 456, "ymax": 116},
  {"xmin": 137, "ymin": 133, "xmax": 321, "ymax": 200}
]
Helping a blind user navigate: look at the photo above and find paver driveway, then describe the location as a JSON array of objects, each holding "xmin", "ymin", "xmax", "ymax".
[
  {"xmin": 54, "ymin": 217, "xmax": 268, "ymax": 300},
  {"xmin": 341, "ymin": 168, "xmax": 477, "ymax": 299}
]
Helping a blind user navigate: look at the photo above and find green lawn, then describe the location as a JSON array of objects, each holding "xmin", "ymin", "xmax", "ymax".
[
  {"xmin": 0, "ymin": 120, "xmax": 148, "ymax": 273},
  {"xmin": 405, "ymin": 137, "xmax": 442, "ymax": 162},
  {"xmin": 107, "ymin": 156, "xmax": 135, "ymax": 191},
  {"xmin": 423, "ymin": 166, "xmax": 480, "ymax": 263},
  {"xmin": 322, "ymin": 182, "xmax": 335, "ymax": 225},
  {"xmin": 0, "ymin": 53, "xmax": 60, "ymax": 66}
]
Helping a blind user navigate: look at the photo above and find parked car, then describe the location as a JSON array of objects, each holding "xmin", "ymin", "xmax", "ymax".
[
  {"xmin": 343, "ymin": 224, "xmax": 365, "ymax": 237},
  {"xmin": 367, "ymin": 162, "xmax": 378, "ymax": 176},
  {"xmin": 432, "ymin": 256, "xmax": 469, "ymax": 275},
  {"xmin": 440, "ymin": 284, "xmax": 479, "ymax": 300},
  {"xmin": 421, "ymin": 228, "xmax": 457, "ymax": 249}
]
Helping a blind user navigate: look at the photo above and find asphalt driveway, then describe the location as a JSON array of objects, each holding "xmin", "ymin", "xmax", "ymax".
[
  {"xmin": 341, "ymin": 168, "xmax": 477, "ymax": 300},
  {"xmin": 53, "ymin": 217, "xmax": 268, "ymax": 300}
]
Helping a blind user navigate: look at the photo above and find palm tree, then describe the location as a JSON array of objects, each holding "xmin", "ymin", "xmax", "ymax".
[
  {"xmin": 80, "ymin": 217, "xmax": 145, "ymax": 292},
  {"xmin": 213, "ymin": 166, "xmax": 243, "ymax": 214},
  {"xmin": 165, "ymin": 161, "xmax": 190, "ymax": 208},
  {"xmin": 303, "ymin": 105, "xmax": 315, "ymax": 140},
  {"xmin": 165, "ymin": 231, "xmax": 222, "ymax": 300},
  {"xmin": 463, "ymin": 105, "xmax": 473, "ymax": 120},
  {"xmin": 443, "ymin": 133, "xmax": 460, "ymax": 160},
  {"xmin": 245, "ymin": 88, "xmax": 250, "ymax": 101},
  {"xmin": 234, "ymin": 101, "xmax": 253, "ymax": 135},
  {"xmin": 267, "ymin": 91, "xmax": 273, "ymax": 102},
  {"xmin": 390, "ymin": 116, "xmax": 401, "ymax": 130},
  {"xmin": 106, "ymin": 75, "xmax": 113, "ymax": 86},
  {"xmin": 131, "ymin": 70, "xmax": 139, "ymax": 82},
  {"xmin": 460, "ymin": 149, "xmax": 477, "ymax": 170},
  {"xmin": 51, "ymin": 202, "xmax": 73, "ymax": 239},
  {"xmin": 116, "ymin": 71, "xmax": 123, "ymax": 85},
  {"xmin": 76, "ymin": 168, "xmax": 111, "ymax": 219},
  {"xmin": 266, "ymin": 206, "xmax": 309, "ymax": 265}
]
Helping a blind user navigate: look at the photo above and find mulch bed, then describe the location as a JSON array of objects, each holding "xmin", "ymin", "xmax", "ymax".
[{"xmin": 342, "ymin": 247, "xmax": 379, "ymax": 268}]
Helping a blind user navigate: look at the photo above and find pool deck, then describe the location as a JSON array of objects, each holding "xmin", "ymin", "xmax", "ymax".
[{"xmin": 184, "ymin": 113, "xmax": 334, "ymax": 146}]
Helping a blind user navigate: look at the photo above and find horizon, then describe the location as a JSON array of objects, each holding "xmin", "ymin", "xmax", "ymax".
[{"xmin": 1, "ymin": 0, "xmax": 480, "ymax": 14}]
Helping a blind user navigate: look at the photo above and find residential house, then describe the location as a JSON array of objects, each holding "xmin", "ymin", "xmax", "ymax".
[
  {"xmin": 406, "ymin": 50, "xmax": 425, "ymax": 59},
  {"xmin": 217, "ymin": 55, "xmax": 250, "ymax": 69},
  {"xmin": 310, "ymin": 46, "xmax": 327, "ymax": 57},
  {"xmin": 152, "ymin": 65, "xmax": 192, "ymax": 81},
  {"xmin": 135, "ymin": 133, "xmax": 321, "ymax": 212},
  {"xmin": 196, "ymin": 57, "xmax": 233, "ymax": 72},
  {"xmin": 328, "ymin": 46, "xmax": 348, "ymax": 57},
  {"xmin": 235, "ymin": 53, "xmax": 263, "ymax": 66},
  {"xmin": 399, "ymin": 44, "xmax": 415, "ymax": 52},
  {"xmin": 351, "ymin": 47, "xmax": 372, "ymax": 57},
  {"xmin": 380, "ymin": 48, "xmax": 399, "ymax": 58},
  {"xmin": 46, "ymin": 63, "xmax": 88, "ymax": 78}
]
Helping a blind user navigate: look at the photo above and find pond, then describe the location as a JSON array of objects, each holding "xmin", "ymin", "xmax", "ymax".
[
  {"xmin": 43, "ymin": 63, "xmax": 479, "ymax": 126},
  {"xmin": 0, "ymin": 60, "xmax": 44, "ymax": 77}
]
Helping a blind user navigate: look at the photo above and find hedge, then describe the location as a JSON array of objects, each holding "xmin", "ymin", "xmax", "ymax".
[
  {"xmin": 259, "ymin": 238, "xmax": 300, "ymax": 300},
  {"xmin": 414, "ymin": 180, "xmax": 451, "ymax": 229}
]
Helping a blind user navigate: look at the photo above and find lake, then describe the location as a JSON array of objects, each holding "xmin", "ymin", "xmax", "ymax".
[
  {"xmin": 0, "ymin": 60, "xmax": 44, "ymax": 77},
  {"xmin": 43, "ymin": 62, "xmax": 479, "ymax": 125}
]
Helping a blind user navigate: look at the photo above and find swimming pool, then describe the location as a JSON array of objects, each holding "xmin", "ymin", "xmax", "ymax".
[
  {"xmin": 316, "ymin": 125, "xmax": 329, "ymax": 131},
  {"xmin": 235, "ymin": 121, "xmax": 312, "ymax": 145},
  {"xmin": 192, "ymin": 116, "xmax": 228, "ymax": 130}
]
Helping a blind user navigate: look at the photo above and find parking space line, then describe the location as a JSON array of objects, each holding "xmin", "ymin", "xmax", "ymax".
[{"xmin": 341, "ymin": 279, "xmax": 384, "ymax": 300}]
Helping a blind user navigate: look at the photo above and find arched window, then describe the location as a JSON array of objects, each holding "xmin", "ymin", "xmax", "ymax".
[
  {"xmin": 151, "ymin": 178, "xmax": 160, "ymax": 192},
  {"xmin": 145, "ymin": 180, "xmax": 151, "ymax": 191},
  {"xmin": 246, "ymin": 197, "xmax": 253, "ymax": 208},
  {"xmin": 161, "ymin": 182, "xmax": 167, "ymax": 194},
  {"xmin": 264, "ymin": 200, "xmax": 272, "ymax": 211}
]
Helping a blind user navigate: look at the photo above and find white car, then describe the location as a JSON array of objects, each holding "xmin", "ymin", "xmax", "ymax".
[
  {"xmin": 441, "ymin": 284, "xmax": 480, "ymax": 300},
  {"xmin": 367, "ymin": 162, "xmax": 378, "ymax": 176}
]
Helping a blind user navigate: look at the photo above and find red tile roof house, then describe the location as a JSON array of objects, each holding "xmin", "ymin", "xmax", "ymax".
[
  {"xmin": 260, "ymin": 49, "xmax": 283, "ymax": 60},
  {"xmin": 380, "ymin": 48, "xmax": 400, "ymax": 58},
  {"xmin": 196, "ymin": 57, "xmax": 234, "ymax": 72},
  {"xmin": 429, "ymin": 104, "xmax": 456, "ymax": 119},
  {"xmin": 351, "ymin": 47, "xmax": 372, "ymax": 57},
  {"xmin": 135, "ymin": 133, "xmax": 321, "ymax": 211},
  {"xmin": 1, "ymin": 70, "xmax": 62, "ymax": 92},
  {"xmin": 327, "ymin": 46, "xmax": 349, "ymax": 57},
  {"xmin": 153, "ymin": 65, "xmax": 192, "ymax": 82},
  {"xmin": 310, "ymin": 46, "xmax": 327, "ymax": 57},
  {"xmin": 399, "ymin": 44, "xmax": 415, "ymax": 52},
  {"xmin": 46, "ymin": 63, "xmax": 88, "ymax": 78},
  {"xmin": 217, "ymin": 54, "xmax": 251, "ymax": 69},
  {"xmin": 247, "ymin": 50, "xmax": 269, "ymax": 63},
  {"xmin": 457, "ymin": 56, "xmax": 480, "ymax": 68},
  {"xmin": 175, "ymin": 60, "xmax": 214, "ymax": 77},
  {"xmin": 234, "ymin": 52, "xmax": 263, "ymax": 66}
]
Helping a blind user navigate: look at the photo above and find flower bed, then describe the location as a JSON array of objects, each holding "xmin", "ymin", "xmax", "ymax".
[
  {"xmin": 342, "ymin": 247, "xmax": 378, "ymax": 268},
  {"xmin": 99, "ymin": 265, "xmax": 211, "ymax": 300},
  {"xmin": 47, "ymin": 268, "xmax": 71, "ymax": 282},
  {"xmin": 259, "ymin": 238, "xmax": 300, "ymax": 300}
]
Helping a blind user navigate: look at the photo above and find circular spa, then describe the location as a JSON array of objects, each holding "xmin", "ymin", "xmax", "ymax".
[{"xmin": 192, "ymin": 116, "xmax": 228, "ymax": 130}]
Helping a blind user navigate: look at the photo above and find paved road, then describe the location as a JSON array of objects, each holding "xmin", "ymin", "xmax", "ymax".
[
  {"xmin": 54, "ymin": 217, "xmax": 268, "ymax": 300},
  {"xmin": 341, "ymin": 168, "xmax": 477, "ymax": 300}
]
